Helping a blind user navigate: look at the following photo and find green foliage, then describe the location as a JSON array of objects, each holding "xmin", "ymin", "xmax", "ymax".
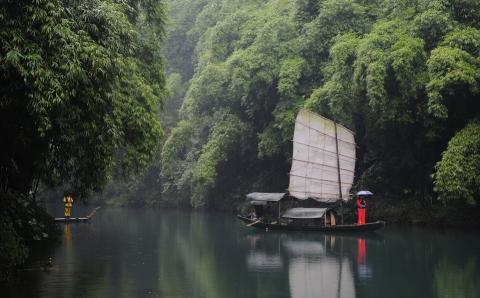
[
  {"xmin": 294, "ymin": 0, "xmax": 319, "ymax": 24},
  {"xmin": 160, "ymin": 0, "xmax": 303, "ymax": 207},
  {"xmin": 0, "ymin": 0, "xmax": 166, "ymax": 196},
  {"xmin": 161, "ymin": 120, "xmax": 199, "ymax": 198},
  {"xmin": 278, "ymin": 58, "xmax": 305, "ymax": 98},
  {"xmin": 164, "ymin": 0, "xmax": 209, "ymax": 79},
  {"xmin": 0, "ymin": 192, "xmax": 59, "ymax": 282},
  {"xmin": 426, "ymin": 28, "xmax": 480, "ymax": 118},
  {"xmin": 412, "ymin": 4, "xmax": 453, "ymax": 48},
  {"xmin": 305, "ymin": 33, "xmax": 360, "ymax": 124},
  {"xmin": 0, "ymin": 0, "xmax": 166, "ymax": 278},
  {"xmin": 441, "ymin": 0, "xmax": 480, "ymax": 28},
  {"xmin": 343, "ymin": 20, "xmax": 426, "ymax": 123},
  {"xmin": 191, "ymin": 114, "xmax": 249, "ymax": 207},
  {"xmin": 0, "ymin": 218, "xmax": 27, "ymax": 282},
  {"xmin": 433, "ymin": 121, "xmax": 480, "ymax": 205},
  {"xmin": 159, "ymin": 0, "xmax": 480, "ymax": 211},
  {"xmin": 302, "ymin": 0, "xmax": 371, "ymax": 66}
]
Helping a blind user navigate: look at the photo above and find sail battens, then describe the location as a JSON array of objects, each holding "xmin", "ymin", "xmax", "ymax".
[
  {"xmin": 292, "ymin": 140, "xmax": 356, "ymax": 160},
  {"xmin": 288, "ymin": 109, "xmax": 356, "ymax": 203},
  {"xmin": 289, "ymin": 174, "xmax": 354, "ymax": 185},
  {"xmin": 291, "ymin": 158, "xmax": 355, "ymax": 173},
  {"xmin": 295, "ymin": 121, "xmax": 356, "ymax": 145},
  {"xmin": 296, "ymin": 110, "xmax": 355, "ymax": 134}
]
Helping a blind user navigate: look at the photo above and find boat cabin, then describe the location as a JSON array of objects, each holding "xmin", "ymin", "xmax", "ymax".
[
  {"xmin": 245, "ymin": 192, "xmax": 338, "ymax": 227},
  {"xmin": 246, "ymin": 192, "xmax": 287, "ymax": 220},
  {"xmin": 282, "ymin": 208, "xmax": 337, "ymax": 227}
]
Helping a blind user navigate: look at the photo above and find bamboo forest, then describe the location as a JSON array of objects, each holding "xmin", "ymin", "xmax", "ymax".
[{"xmin": 1, "ymin": 1, "xmax": 480, "ymax": 297}]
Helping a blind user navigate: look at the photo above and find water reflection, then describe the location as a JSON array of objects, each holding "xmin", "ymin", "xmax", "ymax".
[
  {"xmin": 356, "ymin": 238, "xmax": 372, "ymax": 280},
  {"xmin": 245, "ymin": 232, "xmax": 382, "ymax": 298},
  {"xmin": 434, "ymin": 258, "xmax": 480, "ymax": 298},
  {"xmin": 6, "ymin": 208, "xmax": 480, "ymax": 298},
  {"xmin": 246, "ymin": 252, "xmax": 284, "ymax": 272}
]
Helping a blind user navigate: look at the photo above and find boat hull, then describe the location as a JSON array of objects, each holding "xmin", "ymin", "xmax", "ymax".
[{"xmin": 237, "ymin": 215, "xmax": 385, "ymax": 232}]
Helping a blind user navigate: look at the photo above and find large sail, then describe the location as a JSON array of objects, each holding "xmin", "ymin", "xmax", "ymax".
[{"xmin": 288, "ymin": 109, "xmax": 355, "ymax": 202}]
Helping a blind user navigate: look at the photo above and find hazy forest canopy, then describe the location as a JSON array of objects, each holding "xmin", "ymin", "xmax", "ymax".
[
  {"xmin": 159, "ymin": 0, "xmax": 480, "ymax": 209},
  {"xmin": 0, "ymin": 0, "xmax": 166, "ymax": 280}
]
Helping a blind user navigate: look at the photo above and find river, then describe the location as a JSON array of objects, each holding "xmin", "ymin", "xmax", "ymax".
[{"xmin": 4, "ymin": 206, "xmax": 480, "ymax": 298}]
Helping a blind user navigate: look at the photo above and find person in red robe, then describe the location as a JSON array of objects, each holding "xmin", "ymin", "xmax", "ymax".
[{"xmin": 356, "ymin": 196, "xmax": 366, "ymax": 224}]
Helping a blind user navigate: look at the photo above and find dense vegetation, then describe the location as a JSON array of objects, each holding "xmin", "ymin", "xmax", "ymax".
[
  {"xmin": 2, "ymin": 0, "xmax": 480, "ymax": 282},
  {"xmin": 0, "ymin": 0, "xmax": 166, "ymax": 280},
  {"xmin": 159, "ymin": 0, "xmax": 480, "ymax": 212}
]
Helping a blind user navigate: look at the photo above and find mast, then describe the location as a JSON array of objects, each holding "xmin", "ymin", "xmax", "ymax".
[{"xmin": 334, "ymin": 121, "xmax": 344, "ymax": 224}]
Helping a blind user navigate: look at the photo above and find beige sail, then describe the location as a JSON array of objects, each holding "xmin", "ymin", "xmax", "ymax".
[{"xmin": 288, "ymin": 109, "xmax": 355, "ymax": 202}]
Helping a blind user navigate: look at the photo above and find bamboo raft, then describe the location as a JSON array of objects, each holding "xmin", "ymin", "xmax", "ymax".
[{"xmin": 54, "ymin": 206, "xmax": 101, "ymax": 223}]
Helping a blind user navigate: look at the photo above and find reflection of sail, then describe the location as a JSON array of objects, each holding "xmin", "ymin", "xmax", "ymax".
[
  {"xmin": 288, "ymin": 258, "xmax": 355, "ymax": 298},
  {"xmin": 246, "ymin": 251, "xmax": 284, "ymax": 272},
  {"xmin": 289, "ymin": 109, "xmax": 356, "ymax": 202},
  {"xmin": 243, "ymin": 233, "xmax": 362, "ymax": 298},
  {"xmin": 283, "ymin": 240, "xmax": 325, "ymax": 257},
  {"xmin": 284, "ymin": 236, "xmax": 356, "ymax": 298}
]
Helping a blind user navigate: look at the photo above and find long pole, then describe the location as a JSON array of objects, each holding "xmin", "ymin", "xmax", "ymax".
[{"xmin": 334, "ymin": 121, "xmax": 344, "ymax": 224}]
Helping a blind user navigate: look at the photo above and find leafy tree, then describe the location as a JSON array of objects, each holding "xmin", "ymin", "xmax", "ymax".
[
  {"xmin": 191, "ymin": 113, "xmax": 250, "ymax": 207},
  {"xmin": 161, "ymin": 119, "xmax": 199, "ymax": 202},
  {"xmin": 0, "ymin": 0, "xmax": 166, "ymax": 279},
  {"xmin": 0, "ymin": 216, "xmax": 27, "ymax": 281},
  {"xmin": 159, "ymin": 0, "xmax": 480, "ymax": 216},
  {"xmin": 433, "ymin": 121, "xmax": 480, "ymax": 205},
  {"xmin": 0, "ymin": 0, "xmax": 166, "ymax": 196},
  {"xmin": 426, "ymin": 27, "xmax": 480, "ymax": 120}
]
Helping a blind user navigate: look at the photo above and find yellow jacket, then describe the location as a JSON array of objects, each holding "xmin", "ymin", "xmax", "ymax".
[{"xmin": 63, "ymin": 196, "xmax": 74, "ymax": 207}]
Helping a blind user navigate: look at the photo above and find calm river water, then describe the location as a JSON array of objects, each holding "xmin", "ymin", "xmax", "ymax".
[{"xmin": 5, "ymin": 207, "xmax": 480, "ymax": 298}]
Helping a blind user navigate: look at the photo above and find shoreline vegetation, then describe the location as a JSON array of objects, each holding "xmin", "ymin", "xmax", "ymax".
[
  {"xmin": 0, "ymin": 192, "xmax": 59, "ymax": 282},
  {"xmin": 94, "ymin": 194, "xmax": 480, "ymax": 229},
  {"xmin": 1, "ymin": 0, "xmax": 166, "ymax": 282},
  {"xmin": 152, "ymin": 0, "xmax": 480, "ymax": 218},
  {"xmin": 2, "ymin": 0, "xmax": 480, "ymax": 284}
]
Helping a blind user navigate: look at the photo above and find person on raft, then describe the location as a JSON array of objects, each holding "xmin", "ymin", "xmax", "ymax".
[
  {"xmin": 356, "ymin": 196, "xmax": 367, "ymax": 225},
  {"xmin": 63, "ymin": 193, "xmax": 74, "ymax": 219}
]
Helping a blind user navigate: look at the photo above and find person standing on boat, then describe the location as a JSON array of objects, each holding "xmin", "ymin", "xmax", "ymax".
[
  {"xmin": 356, "ymin": 196, "xmax": 366, "ymax": 224},
  {"xmin": 63, "ymin": 193, "xmax": 74, "ymax": 219}
]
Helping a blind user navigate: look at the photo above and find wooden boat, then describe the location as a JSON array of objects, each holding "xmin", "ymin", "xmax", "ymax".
[
  {"xmin": 238, "ymin": 109, "xmax": 385, "ymax": 232},
  {"xmin": 237, "ymin": 214, "xmax": 385, "ymax": 232}
]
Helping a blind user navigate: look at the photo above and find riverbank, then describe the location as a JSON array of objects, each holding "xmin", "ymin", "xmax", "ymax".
[
  {"xmin": 0, "ymin": 192, "xmax": 59, "ymax": 282},
  {"xmin": 94, "ymin": 192, "xmax": 480, "ymax": 228},
  {"xmin": 367, "ymin": 197, "xmax": 480, "ymax": 228}
]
